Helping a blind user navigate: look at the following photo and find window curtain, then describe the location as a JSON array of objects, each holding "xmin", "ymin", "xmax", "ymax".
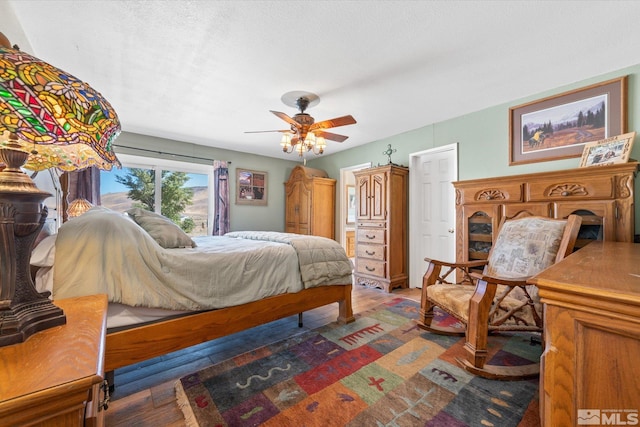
[
  {"xmin": 61, "ymin": 166, "xmax": 100, "ymax": 221},
  {"xmin": 66, "ymin": 167, "xmax": 101, "ymax": 204},
  {"xmin": 213, "ymin": 160, "xmax": 230, "ymax": 235}
]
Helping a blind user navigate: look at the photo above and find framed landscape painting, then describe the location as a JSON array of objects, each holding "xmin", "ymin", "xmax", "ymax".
[
  {"xmin": 235, "ymin": 168, "xmax": 267, "ymax": 205},
  {"xmin": 509, "ymin": 76, "xmax": 627, "ymax": 165}
]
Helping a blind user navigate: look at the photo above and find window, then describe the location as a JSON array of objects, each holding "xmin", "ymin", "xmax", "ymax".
[{"xmin": 100, "ymin": 154, "xmax": 214, "ymax": 236}]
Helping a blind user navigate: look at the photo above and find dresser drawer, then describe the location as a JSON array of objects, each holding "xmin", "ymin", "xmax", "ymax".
[
  {"xmin": 458, "ymin": 183, "xmax": 523, "ymax": 204},
  {"xmin": 356, "ymin": 221, "xmax": 385, "ymax": 228},
  {"xmin": 356, "ymin": 259, "xmax": 386, "ymax": 278},
  {"xmin": 527, "ymin": 176, "xmax": 615, "ymax": 201},
  {"xmin": 357, "ymin": 228, "xmax": 386, "ymax": 244},
  {"xmin": 357, "ymin": 243, "xmax": 385, "ymax": 261}
]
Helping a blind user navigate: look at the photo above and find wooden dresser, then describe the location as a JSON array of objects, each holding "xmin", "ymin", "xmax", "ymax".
[
  {"xmin": 454, "ymin": 162, "xmax": 638, "ymax": 268},
  {"xmin": 353, "ymin": 164, "xmax": 409, "ymax": 292},
  {"xmin": 529, "ymin": 241, "xmax": 640, "ymax": 427},
  {"xmin": 0, "ymin": 294, "xmax": 108, "ymax": 427},
  {"xmin": 284, "ymin": 165, "xmax": 336, "ymax": 239}
]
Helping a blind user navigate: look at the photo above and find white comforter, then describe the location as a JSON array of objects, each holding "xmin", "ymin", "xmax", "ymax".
[{"xmin": 52, "ymin": 209, "xmax": 352, "ymax": 311}]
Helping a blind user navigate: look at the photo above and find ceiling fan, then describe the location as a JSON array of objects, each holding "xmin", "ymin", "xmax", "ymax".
[{"xmin": 246, "ymin": 91, "xmax": 356, "ymax": 156}]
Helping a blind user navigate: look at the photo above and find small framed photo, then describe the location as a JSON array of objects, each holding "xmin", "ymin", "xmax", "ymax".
[
  {"xmin": 236, "ymin": 168, "xmax": 268, "ymax": 205},
  {"xmin": 579, "ymin": 132, "xmax": 635, "ymax": 167}
]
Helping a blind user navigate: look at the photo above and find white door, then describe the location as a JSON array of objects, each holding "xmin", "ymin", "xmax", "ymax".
[{"xmin": 409, "ymin": 144, "xmax": 458, "ymax": 288}]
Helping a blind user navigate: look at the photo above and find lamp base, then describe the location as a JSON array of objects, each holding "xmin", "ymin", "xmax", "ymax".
[
  {"xmin": 0, "ymin": 298, "xmax": 66, "ymax": 346},
  {"xmin": 0, "ymin": 146, "xmax": 66, "ymax": 347}
]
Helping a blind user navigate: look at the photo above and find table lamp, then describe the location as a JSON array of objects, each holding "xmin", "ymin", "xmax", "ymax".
[{"xmin": 0, "ymin": 31, "xmax": 121, "ymax": 346}]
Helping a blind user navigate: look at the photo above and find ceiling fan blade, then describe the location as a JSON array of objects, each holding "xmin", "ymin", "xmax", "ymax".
[
  {"xmin": 314, "ymin": 130, "xmax": 349, "ymax": 142},
  {"xmin": 270, "ymin": 110, "xmax": 300, "ymax": 128},
  {"xmin": 309, "ymin": 115, "xmax": 356, "ymax": 131},
  {"xmin": 244, "ymin": 129, "xmax": 290, "ymax": 134}
]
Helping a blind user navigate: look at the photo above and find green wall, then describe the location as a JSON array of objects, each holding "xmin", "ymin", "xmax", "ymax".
[{"xmin": 308, "ymin": 64, "xmax": 640, "ymax": 237}]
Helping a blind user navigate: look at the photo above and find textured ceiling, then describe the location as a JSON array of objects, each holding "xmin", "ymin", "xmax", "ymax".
[{"xmin": 6, "ymin": 1, "xmax": 640, "ymax": 161}]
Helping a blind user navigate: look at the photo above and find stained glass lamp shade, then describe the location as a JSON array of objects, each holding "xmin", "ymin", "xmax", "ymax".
[
  {"xmin": 0, "ymin": 32, "xmax": 121, "ymax": 346},
  {"xmin": 0, "ymin": 40, "xmax": 120, "ymax": 170}
]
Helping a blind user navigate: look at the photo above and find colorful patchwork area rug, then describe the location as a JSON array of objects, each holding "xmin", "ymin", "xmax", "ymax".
[{"xmin": 175, "ymin": 298, "xmax": 541, "ymax": 426}]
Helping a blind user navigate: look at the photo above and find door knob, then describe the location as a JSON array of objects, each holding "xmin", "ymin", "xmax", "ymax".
[{"xmin": 448, "ymin": 228, "xmax": 455, "ymax": 233}]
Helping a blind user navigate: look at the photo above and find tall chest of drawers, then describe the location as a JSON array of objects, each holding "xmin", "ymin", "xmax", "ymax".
[{"xmin": 353, "ymin": 164, "xmax": 408, "ymax": 292}]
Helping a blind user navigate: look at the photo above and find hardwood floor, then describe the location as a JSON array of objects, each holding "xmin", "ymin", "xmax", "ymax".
[{"xmin": 105, "ymin": 285, "xmax": 421, "ymax": 426}]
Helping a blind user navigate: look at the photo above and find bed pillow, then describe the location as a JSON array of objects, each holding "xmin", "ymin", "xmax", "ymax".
[{"xmin": 126, "ymin": 207, "xmax": 196, "ymax": 248}]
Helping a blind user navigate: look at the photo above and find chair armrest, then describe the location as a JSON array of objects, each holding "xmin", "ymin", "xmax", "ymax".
[
  {"xmin": 423, "ymin": 259, "xmax": 488, "ymax": 288},
  {"xmin": 424, "ymin": 258, "xmax": 488, "ymax": 269},
  {"xmin": 480, "ymin": 274, "xmax": 529, "ymax": 287}
]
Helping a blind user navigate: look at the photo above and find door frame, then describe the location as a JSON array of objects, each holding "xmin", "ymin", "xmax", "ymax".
[
  {"xmin": 339, "ymin": 162, "xmax": 371, "ymax": 250},
  {"xmin": 409, "ymin": 143, "xmax": 458, "ymax": 288}
]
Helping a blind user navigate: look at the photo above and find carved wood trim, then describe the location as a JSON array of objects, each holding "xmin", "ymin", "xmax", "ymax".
[
  {"xmin": 547, "ymin": 183, "xmax": 588, "ymax": 197},
  {"xmin": 616, "ymin": 174, "xmax": 631, "ymax": 198},
  {"xmin": 355, "ymin": 276, "xmax": 385, "ymax": 289},
  {"xmin": 476, "ymin": 189, "xmax": 506, "ymax": 201}
]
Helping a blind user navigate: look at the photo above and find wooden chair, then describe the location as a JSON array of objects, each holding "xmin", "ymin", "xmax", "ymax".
[{"xmin": 418, "ymin": 214, "xmax": 582, "ymax": 380}]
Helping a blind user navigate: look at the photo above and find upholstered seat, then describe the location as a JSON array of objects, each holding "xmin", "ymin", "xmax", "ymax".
[{"xmin": 418, "ymin": 214, "xmax": 582, "ymax": 380}]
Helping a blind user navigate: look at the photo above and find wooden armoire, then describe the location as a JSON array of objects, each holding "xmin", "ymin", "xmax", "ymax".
[
  {"xmin": 353, "ymin": 164, "xmax": 409, "ymax": 292},
  {"xmin": 284, "ymin": 165, "xmax": 336, "ymax": 239}
]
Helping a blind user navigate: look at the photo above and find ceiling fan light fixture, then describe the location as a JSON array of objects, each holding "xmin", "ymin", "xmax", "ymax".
[
  {"xmin": 315, "ymin": 136, "xmax": 326, "ymax": 155},
  {"xmin": 280, "ymin": 132, "xmax": 293, "ymax": 152},
  {"xmin": 246, "ymin": 90, "xmax": 356, "ymax": 159},
  {"xmin": 304, "ymin": 132, "xmax": 315, "ymax": 148}
]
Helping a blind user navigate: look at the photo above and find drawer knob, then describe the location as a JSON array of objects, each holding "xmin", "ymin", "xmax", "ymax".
[
  {"xmin": 366, "ymin": 250, "xmax": 375, "ymax": 256},
  {"xmin": 561, "ymin": 191, "xmax": 570, "ymax": 196},
  {"xmin": 365, "ymin": 234, "xmax": 375, "ymax": 239},
  {"xmin": 365, "ymin": 266, "xmax": 376, "ymax": 272}
]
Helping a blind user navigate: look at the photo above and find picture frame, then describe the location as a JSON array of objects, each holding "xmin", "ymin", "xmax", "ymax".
[
  {"xmin": 579, "ymin": 132, "xmax": 635, "ymax": 168},
  {"xmin": 509, "ymin": 76, "xmax": 627, "ymax": 166},
  {"xmin": 346, "ymin": 185, "xmax": 356, "ymax": 224},
  {"xmin": 235, "ymin": 168, "xmax": 268, "ymax": 205}
]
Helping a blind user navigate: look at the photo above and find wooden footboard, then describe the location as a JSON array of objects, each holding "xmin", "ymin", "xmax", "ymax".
[{"xmin": 105, "ymin": 283, "xmax": 354, "ymax": 372}]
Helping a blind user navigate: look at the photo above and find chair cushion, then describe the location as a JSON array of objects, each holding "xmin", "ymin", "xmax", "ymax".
[
  {"xmin": 427, "ymin": 283, "xmax": 541, "ymax": 330},
  {"xmin": 427, "ymin": 283, "xmax": 475, "ymax": 322},
  {"xmin": 485, "ymin": 217, "xmax": 566, "ymax": 278}
]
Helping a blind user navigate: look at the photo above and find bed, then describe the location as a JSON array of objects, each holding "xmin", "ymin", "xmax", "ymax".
[{"xmin": 31, "ymin": 206, "xmax": 354, "ymax": 374}]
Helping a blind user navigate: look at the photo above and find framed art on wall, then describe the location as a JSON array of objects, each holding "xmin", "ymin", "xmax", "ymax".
[
  {"xmin": 236, "ymin": 168, "xmax": 268, "ymax": 205},
  {"xmin": 509, "ymin": 76, "xmax": 627, "ymax": 166},
  {"xmin": 579, "ymin": 132, "xmax": 636, "ymax": 167}
]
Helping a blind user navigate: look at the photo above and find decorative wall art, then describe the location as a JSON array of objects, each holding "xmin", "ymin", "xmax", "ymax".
[
  {"xmin": 235, "ymin": 168, "xmax": 267, "ymax": 205},
  {"xmin": 509, "ymin": 76, "xmax": 627, "ymax": 165},
  {"xmin": 579, "ymin": 132, "xmax": 635, "ymax": 167}
]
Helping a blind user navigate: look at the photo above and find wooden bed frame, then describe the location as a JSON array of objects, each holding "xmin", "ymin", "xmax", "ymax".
[{"xmin": 104, "ymin": 283, "xmax": 354, "ymax": 373}]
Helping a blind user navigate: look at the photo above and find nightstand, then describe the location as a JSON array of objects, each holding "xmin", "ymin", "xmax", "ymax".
[{"xmin": 0, "ymin": 294, "xmax": 108, "ymax": 426}]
